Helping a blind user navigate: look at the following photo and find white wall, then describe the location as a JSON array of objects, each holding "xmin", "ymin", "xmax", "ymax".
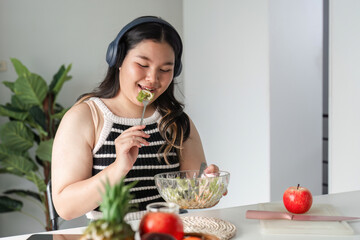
[
  {"xmin": 269, "ymin": 0, "xmax": 323, "ymax": 200},
  {"xmin": 184, "ymin": 0, "xmax": 324, "ymax": 206},
  {"xmin": 328, "ymin": 0, "xmax": 360, "ymax": 193},
  {"xmin": 183, "ymin": 0, "xmax": 271, "ymax": 207},
  {"xmin": 0, "ymin": 0, "xmax": 183, "ymax": 237}
]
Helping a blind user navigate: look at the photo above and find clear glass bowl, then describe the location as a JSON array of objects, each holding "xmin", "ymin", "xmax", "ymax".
[{"xmin": 154, "ymin": 170, "xmax": 230, "ymax": 209}]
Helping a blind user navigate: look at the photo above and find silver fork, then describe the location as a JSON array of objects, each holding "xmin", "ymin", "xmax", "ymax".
[
  {"xmin": 198, "ymin": 162, "xmax": 207, "ymax": 177},
  {"xmin": 140, "ymin": 99, "xmax": 149, "ymax": 125},
  {"xmin": 196, "ymin": 162, "xmax": 207, "ymax": 195}
]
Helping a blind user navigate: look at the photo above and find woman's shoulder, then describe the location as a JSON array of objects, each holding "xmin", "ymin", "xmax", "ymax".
[
  {"xmin": 59, "ymin": 101, "xmax": 94, "ymax": 132},
  {"xmin": 65, "ymin": 101, "xmax": 92, "ymax": 120},
  {"xmin": 54, "ymin": 100, "xmax": 96, "ymax": 151}
]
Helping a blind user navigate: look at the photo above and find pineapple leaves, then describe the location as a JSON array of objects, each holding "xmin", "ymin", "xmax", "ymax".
[
  {"xmin": 0, "ymin": 196, "xmax": 23, "ymax": 213},
  {"xmin": 83, "ymin": 179, "xmax": 137, "ymax": 240},
  {"xmin": 100, "ymin": 178, "xmax": 137, "ymax": 223}
]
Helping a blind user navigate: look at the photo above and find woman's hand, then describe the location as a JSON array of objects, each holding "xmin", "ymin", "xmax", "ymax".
[
  {"xmin": 204, "ymin": 164, "xmax": 228, "ymax": 197},
  {"xmin": 203, "ymin": 164, "xmax": 219, "ymax": 175},
  {"xmin": 114, "ymin": 125, "xmax": 150, "ymax": 173}
]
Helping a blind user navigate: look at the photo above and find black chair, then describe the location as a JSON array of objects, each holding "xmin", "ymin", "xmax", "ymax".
[{"xmin": 46, "ymin": 181, "xmax": 59, "ymax": 230}]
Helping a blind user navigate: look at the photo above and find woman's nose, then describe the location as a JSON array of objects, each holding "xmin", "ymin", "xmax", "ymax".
[{"xmin": 145, "ymin": 68, "xmax": 158, "ymax": 83}]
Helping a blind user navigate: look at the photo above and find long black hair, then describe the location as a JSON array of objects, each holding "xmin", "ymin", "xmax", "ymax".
[{"xmin": 78, "ymin": 17, "xmax": 190, "ymax": 163}]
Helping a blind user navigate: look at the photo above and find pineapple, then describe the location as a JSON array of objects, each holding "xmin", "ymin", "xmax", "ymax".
[{"xmin": 81, "ymin": 178, "xmax": 137, "ymax": 240}]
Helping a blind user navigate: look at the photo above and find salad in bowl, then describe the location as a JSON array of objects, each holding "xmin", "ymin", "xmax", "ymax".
[{"xmin": 154, "ymin": 170, "xmax": 230, "ymax": 209}]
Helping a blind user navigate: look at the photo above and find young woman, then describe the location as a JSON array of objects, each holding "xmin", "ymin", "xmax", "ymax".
[{"xmin": 51, "ymin": 16, "xmax": 221, "ymax": 221}]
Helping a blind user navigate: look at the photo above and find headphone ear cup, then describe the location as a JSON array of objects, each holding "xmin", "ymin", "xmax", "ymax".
[{"xmin": 106, "ymin": 41, "xmax": 117, "ymax": 67}]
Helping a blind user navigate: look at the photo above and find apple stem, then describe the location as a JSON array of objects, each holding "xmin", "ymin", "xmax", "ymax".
[{"xmin": 297, "ymin": 184, "xmax": 300, "ymax": 190}]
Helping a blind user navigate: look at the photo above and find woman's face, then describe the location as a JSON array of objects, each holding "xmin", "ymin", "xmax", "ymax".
[{"xmin": 118, "ymin": 39, "xmax": 175, "ymax": 107}]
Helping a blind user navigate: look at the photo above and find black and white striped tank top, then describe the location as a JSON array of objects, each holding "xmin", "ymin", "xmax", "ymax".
[{"xmin": 85, "ymin": 97, "xmax": 180, "ymax": 220}]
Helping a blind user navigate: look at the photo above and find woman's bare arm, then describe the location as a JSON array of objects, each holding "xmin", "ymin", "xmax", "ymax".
[
  {"xmin": 51, "ymin": 102, "xmax": 148, "ymax": 220},
  {"xmin": 180, "ymin": 118, "xmax": 207, "ymax": 171},
  {"xmin": 180, "ymin": 118, "xmax": 220, "ymax": 174}
]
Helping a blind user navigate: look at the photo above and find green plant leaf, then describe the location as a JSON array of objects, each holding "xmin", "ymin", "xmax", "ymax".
[
  {"xmin": 34, "ymin": 156, "xmax": 45, "ymax": 168},
  {"xmin": 0, "ymin": 196, "xmax": 23, "ymax": 213},
  {"xmin": 11, "ymin": 95, "xmax": 31, "ymax": 111},
  {"xmin": 26, "ymin": 172, "xmax": 46, "ymax": 192},
  {"xmin": 36, "ymin": 139, "xmax": 53, "ymax": 162},
  {"xmin": 0, "ymin": 144, "xmax": 39, "ymax": 174},
  {"xmin": 2, "ymin": 155, "xmax": 37, "ymax": 175},
  {"xmin": 10, "ymin": 58, "xmax": 31, "ymax": 77},
  {"xmin": 2, "ymin": 81, "xmax": 15, "ymax": 92},
  {"xmin": 0, "ymin": 143, "xmax": 22, "ymax": 159},
  {"xmin": 14, "ymin": 74, "xmax": 48, "ymax": 107},
  {"xmin": 0, "ymin": 104, "xmax": 28, "ymax": 121},
  {"xmin": 0, "ymin": 121, "xmax": 34, "ymax": 152},
  {"xmin": 0, "ymin": 59, "xmax": 72, "ymax": 230},
  {"xmin": 49, "ymin": 64, "xmax": 72, "ymax": 95},
  {"xmin": 29, "ymin": 106, "xmax": 46, "ymax": 132},
  {"xmin": 0, "ymin": 168, "xmax": 10, "ymax": 174},
  {"xmin": 4, "ymin": 189, "xmax": 41, "ymax": 202},
  {"xmin": 26, "ymin": 114, "xmax": 48, "ymax": 139},
  {"xmin": 52, "ymin": 107, "xmax": 68, "ymax": 120}
]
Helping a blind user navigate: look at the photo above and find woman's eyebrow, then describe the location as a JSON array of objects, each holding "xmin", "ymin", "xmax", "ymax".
[{"xmin": 136, "ymin": 55, "xmax": 174, "ymax": 66}]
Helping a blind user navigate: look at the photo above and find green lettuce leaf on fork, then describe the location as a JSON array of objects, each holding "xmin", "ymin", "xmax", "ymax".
[{"xmin": 137, "ymin": 90, "xmax": 154, "ymax": 102}]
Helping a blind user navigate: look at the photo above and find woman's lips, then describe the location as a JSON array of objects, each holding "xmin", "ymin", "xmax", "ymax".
[{"xmin": 138, "ymin": 84, "xmax": 155, "ymax": 92}]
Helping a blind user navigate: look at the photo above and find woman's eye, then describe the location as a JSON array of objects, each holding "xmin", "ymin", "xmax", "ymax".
[
  {"xmin": 137, "ymin": 63, "xmax": 148, "ymax": 68},
  {"xmin": 160, "ymin": 68, "xmax": 172, "ymax": 73}
]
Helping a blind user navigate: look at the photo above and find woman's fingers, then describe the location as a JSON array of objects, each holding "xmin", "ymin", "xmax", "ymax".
[
  {"xmin": 116, "ymin": 135, "xmax": 149, "ymax": 150},
  {"xmin": 115, "ymin": 126, "xmax": 150, "ymax": 147},
  {"xmin": 120, "ymin": 125, "xmax": 149, "ymax": 138},
  {"xmin": 203, "ymin": 164, "xmax": 228, "ymax": 196},
  {"xmin": 204, "ymin": 164, "xmax": 219, "ymax": 174},
  {"xmin": 112, "ymin": 126, "xmax": 151, "ymax": 173}
]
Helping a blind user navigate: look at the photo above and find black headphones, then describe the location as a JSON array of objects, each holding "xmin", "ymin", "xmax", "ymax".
[{"xmin": 106, "ymin": 16, "xmax": 183, "ymax": 77}]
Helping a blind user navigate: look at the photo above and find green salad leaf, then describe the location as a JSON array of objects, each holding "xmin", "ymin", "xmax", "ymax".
[
  {"xmin": 159, "ymin": 176, "xmax": 227, "ymax": 209},
  {"xmin": 137, "ymin": 90, "xmax": 154, "ymax": 102}
]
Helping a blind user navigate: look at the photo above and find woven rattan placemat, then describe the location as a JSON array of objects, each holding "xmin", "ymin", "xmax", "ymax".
[{"xmin": 181, "ymin": 216, "xmax": 236, "ymax": 240}]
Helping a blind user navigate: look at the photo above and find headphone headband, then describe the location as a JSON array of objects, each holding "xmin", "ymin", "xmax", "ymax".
[{"xmin": 106, "ymin": 16, "xmax": 182, "ymax": 77}]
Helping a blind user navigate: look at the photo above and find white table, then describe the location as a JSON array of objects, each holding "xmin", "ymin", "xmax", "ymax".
[{"xmin": 2, "ymin": 191, "xmax": 360, "ymax": 240}]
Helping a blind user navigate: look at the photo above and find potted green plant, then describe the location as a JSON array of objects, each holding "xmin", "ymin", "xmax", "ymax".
[{"xmin": 0, "ymin": 58, "xmax": 72, "ymax": 231}]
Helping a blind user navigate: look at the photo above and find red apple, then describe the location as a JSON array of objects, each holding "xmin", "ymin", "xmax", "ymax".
[
  {"xmin": 139, "ymin": 212, "xmax": 184, "ymax": 240},
  {"xmin": 283, "ymin": 184, "xmax": 313, "ymax": 214}
]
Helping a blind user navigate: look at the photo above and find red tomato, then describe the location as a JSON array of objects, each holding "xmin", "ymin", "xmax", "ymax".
[{"xmin": 139, "ymin": 212, "xmax": 184, "ymax": 240}]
